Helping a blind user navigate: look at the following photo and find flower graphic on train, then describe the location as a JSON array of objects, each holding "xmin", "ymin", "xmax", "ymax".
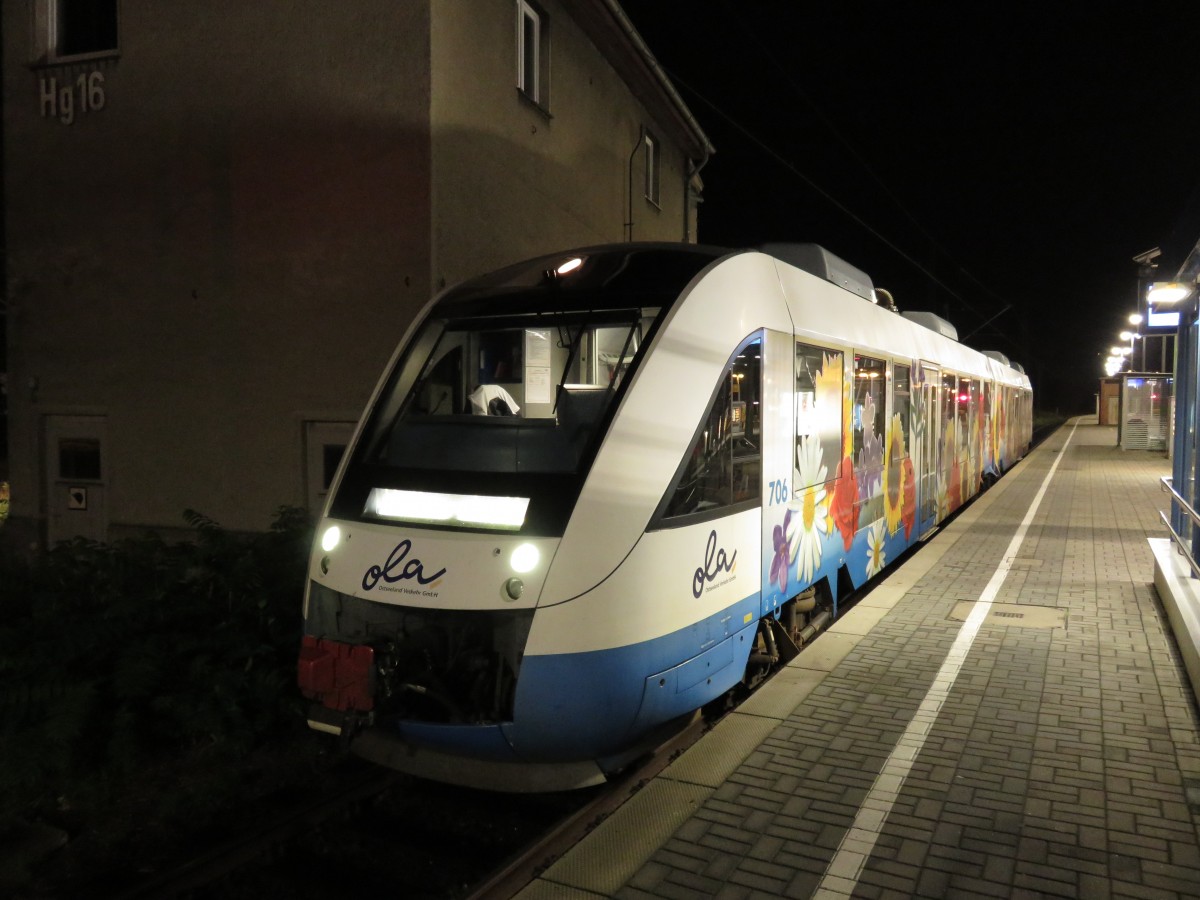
[
  {"xmin": 901, "ymin": 457, "xmax": 916, "ymax": 539},
  {"xmin": 856, "ymin": 394, "xmax": 884, "ymax": 501},
  {"xmin": 831, "ymin": 455, "xmax": 859, "ymax": 551},
  {"xmin": 841, "ymin": 358, "xmax": 854, "ymax": 459},
  {"xmin": 970, "ymin": 416, "xmax": 983, "ymax": 494},
  {"xmin": 937, "ymin": 469, "xmax": 949, "ymax": 520},
  {"xmin": 794, "ymin": 435, "xmax": 830, "ymax": 584},
  {"xmin": 884, "ymin": 413, "xmax": 906, "ymax": 536},
  {"xmin": 992, "ymin": 395, "xmax": 1006, "ymax": 467},
  {"xmin": 948, "ymin": 453, "xmax": 962, "ymax": 512},
  {"xmin": 865, "ymin": 519, "xmax": 887, "ymax": 578},
  {"xmin": 909, "ymin": 377, "xmax": 926, "ymax": 450},
  {"xmin": 769, "ymin": 508, "xmax": 793, "ymax": 594}
]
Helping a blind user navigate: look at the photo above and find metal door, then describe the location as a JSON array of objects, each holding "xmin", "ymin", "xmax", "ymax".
[{"xmin": 44, "ymin": 414, "xmax": 108, "ymax": 544}]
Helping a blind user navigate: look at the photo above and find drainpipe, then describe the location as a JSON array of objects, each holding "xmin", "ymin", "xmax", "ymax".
[
  {"xmin": 603, "ymin": 0, "xmax": 714, "ymax": 243},
  {"xmin": 684, "ymin": 154, "xmax": 710, "ymax": 243},
  {"xmin": 625, "ymin": 134, "xmax": 640, "ymax": 242}
]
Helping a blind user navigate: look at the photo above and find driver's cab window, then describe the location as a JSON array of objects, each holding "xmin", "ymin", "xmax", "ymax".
[{"xmin": 663, "ymin": 335, "xmax": 762, "ymax": 519}]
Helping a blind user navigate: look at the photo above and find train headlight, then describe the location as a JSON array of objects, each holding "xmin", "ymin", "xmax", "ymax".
[
  {"xmin": 504, "ymin": 577, "xmax": 524, "ymax": 601},
  {"xmin": 320, "ymin": 525, "xmax": 341, "ymax": 552},
  {"xmin": 510, "ymin": 543, "xmax": 539, "ymax": 573}
]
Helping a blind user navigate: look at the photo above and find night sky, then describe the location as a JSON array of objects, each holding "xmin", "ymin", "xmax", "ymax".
[{"xmin": 623, "ymin": 2, "xmax": 1200, "ymax": 411}]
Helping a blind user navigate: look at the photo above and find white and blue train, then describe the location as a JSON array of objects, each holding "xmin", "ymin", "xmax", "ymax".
[{"xmin": 298, "ymin": 243, "xmax": 1032, "ymax": 791}]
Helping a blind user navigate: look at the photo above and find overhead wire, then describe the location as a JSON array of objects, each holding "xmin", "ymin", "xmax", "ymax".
[
  {"xmin": 651, "ymin": 6, "xmax": 1018, "ymax": 345},
  {"xmin": 722, "ymin": 5, "xmax": 1016, "ymax": 317},
  {"xmin": 662, "ymin": 66, "xmax": 984, "ymax": 316}
]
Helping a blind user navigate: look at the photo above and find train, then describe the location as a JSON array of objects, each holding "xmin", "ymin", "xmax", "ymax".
[{"xmin": 297, "ymin": 242, "xmax": 1032, "ymax": 791}]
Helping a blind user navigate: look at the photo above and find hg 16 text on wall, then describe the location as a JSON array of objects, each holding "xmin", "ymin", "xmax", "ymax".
[{"xmin": 40, "ymin": 72, "xmax": 105, "ymax": 126}]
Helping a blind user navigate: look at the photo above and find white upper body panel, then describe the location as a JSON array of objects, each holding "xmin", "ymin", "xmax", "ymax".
[{"xmin": 540, "ymin": 251, "xmax": 792, "ymax": 604}]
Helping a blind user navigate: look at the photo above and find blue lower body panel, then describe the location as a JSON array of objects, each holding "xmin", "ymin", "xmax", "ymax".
[
  {"xmin": 374, "ymin": 592, "xmax": 761, "ymax": 764},
  {"xmin": 509, "ymin": 592, "xmax": 760, "ymax": 760}
]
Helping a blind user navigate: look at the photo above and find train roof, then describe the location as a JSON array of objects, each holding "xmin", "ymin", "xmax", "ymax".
[
  {"xmin": 431, "ymin": 242, "xmax": 1029, "ymax": 386},
  {"xmin": 758, "ymin": 243, "xmax": 874, "ymax": 302},
  {"xmin": 434, "ymin": 243, "xmax": 727, "ymax": 318}
]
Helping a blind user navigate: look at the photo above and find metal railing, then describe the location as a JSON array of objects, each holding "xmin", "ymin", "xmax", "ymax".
[{"xmin": 1160, "ymin": 476, "xmax": 1200, "ymax": 578}]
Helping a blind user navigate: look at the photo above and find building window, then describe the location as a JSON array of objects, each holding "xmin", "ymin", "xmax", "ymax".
[
  {"xmin": 39, "ymin": 0, "xmax": 119, "ymax": 62},
  {"xmin": 516, "ymin": 0, "xmax": 549, "ymax": 109},
  {"xmin": 59, "ymin": 438, "xmax": 102, "ymax": 480},
  {"xmin": 644, "ymin": 130, "xmax": 661, "ymax": 206}
]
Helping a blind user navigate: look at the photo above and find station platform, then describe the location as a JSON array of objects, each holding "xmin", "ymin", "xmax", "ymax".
[{"xmin": 515, "ymin": 417, "xmax": 1200, "ymax": 899}]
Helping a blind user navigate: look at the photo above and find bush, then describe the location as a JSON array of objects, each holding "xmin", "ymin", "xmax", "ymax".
[{"xmin": 0, "ymin": 506, "xmax": 314, "ymax": 828}]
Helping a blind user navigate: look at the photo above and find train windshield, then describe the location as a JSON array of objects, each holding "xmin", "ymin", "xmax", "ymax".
[
  {"xmin": 363, "ymin": 308, "xmax": 655, "ymax": 475},
  {"xmin": 331, "ymin": 244, "xmax": 726, "ymax": 534}
]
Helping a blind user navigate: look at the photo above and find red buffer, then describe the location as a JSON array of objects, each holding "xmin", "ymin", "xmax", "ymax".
[{"xmin": 298, "ymin": 636, "xmax": 375, "ymax": 711}]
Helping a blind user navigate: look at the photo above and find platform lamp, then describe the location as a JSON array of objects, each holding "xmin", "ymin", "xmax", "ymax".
[
  {"xmin": 1109, "ymin": 346, "xmax": 1129, "ymax": 371},
  {"xmin": 1119, "ymin": 330, "xmax": 1140, "ymax": 369},
  {"xmin": 1129, "ymin": 313, "xmax": 1144, "ymax": 369}
]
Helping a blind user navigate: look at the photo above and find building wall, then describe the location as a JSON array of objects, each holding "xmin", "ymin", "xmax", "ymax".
[
  {"xmin": 4, "ymin": 1, "xmax": 434, "ymax": 539},
  {"xmin": 2, "ymin": 0, "xmax": 703, "ymax": 544},
  {"xmin": 429, "ymin": 0, "xmax": 695, "ymax": 286}
]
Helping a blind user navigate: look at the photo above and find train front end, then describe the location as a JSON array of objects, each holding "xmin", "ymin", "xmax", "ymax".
[{"xmin": 297, "ymin": 245, "xmax": 723, "ymax": 791}]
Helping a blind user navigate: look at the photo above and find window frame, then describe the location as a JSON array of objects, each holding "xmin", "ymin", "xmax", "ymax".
[
  {"xmin": 643, "ymin": 129, "xmax": 661, "ymax": 207},
  {"xmin": 516, "ymin": 0, "xmax": 550, "ymax": 111},
  {"xmin": 35, "ymin": 0, "xmax": 120, "ymax": 65}
]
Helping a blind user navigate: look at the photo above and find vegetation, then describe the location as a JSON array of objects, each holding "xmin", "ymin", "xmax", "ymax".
[{"xmin": 0, "ymin": 507, "xmax": 321, "ymax": 891}]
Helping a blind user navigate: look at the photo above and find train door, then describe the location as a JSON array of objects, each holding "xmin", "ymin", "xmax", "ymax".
[
  {"xmin": 914, "ymin": 364, "xmax": 940, "ymax": 537},
  {"xmin": 759, "ymin": 329, "xmax": 796, "ymax": 617},
  {"xmin": 785, "ymin": 340, "xmax": 845, "ymax": 605}
]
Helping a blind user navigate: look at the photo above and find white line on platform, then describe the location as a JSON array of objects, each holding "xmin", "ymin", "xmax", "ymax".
[{"xmin": 812, "ymin": 420, "xmax": 1080, "ymax": 899}]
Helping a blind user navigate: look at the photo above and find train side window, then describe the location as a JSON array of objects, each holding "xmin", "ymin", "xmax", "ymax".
[
  {"xmin": 942, "ymin": 372, "xmax": 957, "ymax": 449},
  {"xmin": 892, "ymin": 363, "xmax": 911, "ymax": 457},
  {"xmin": 853, "ymin": 355, "xmax": 887, "ymax": 522},
  {"xmin": 957, "ymin": 376, "xmax": 972, "ymax": 441},
  {"xmin": 662, "ymin": 336, "xmax": 762, "ymax": 519},
  {"xmin": 795, "ymin": 343, "xmax": 842, "ymax": 489},
  {"xmin": 852, "ymin": 355, "xmax": 886, "ymax": 462}
]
